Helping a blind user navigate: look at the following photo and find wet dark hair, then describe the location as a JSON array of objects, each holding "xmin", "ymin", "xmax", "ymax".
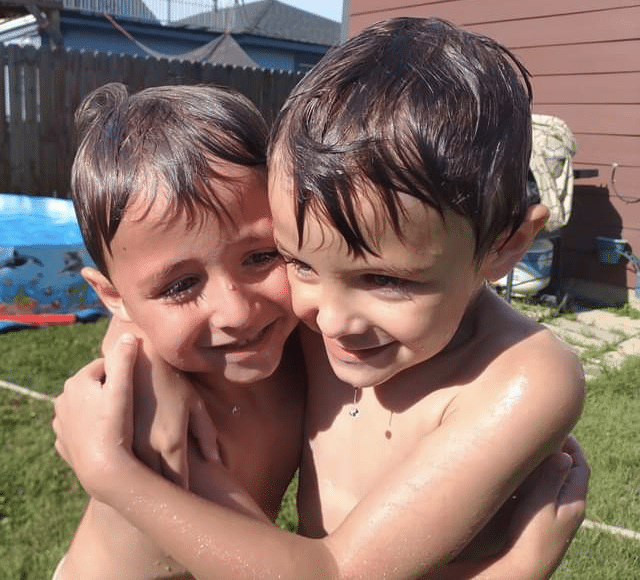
[
  {"xmin": 72, "ymin": 83, "xmax": 268, "ymax": 276},
  {"xmin": 269, "ymin": 17, "xmax": 533, "ymax": 260}
]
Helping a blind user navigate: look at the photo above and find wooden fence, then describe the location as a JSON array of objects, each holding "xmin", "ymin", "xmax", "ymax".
[{"xmin": 0, "ymin": 44, "xmax": 303, "ymax": 197}]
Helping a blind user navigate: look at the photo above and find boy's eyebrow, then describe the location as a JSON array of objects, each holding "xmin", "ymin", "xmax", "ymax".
[
  {"xmin": 275, "ymin": 243, "xmax": 431, "ymax": 278},
  {"xmin": 354, "ymin": 264, "xmax": 431, "ymax": 278},
  {"xmin": 142, "ymin": 234, "xmax": 276, "ymax": 289},
  {"xmin": 140, "ymin": 261, "xmax": 189, "ymax": 290}
]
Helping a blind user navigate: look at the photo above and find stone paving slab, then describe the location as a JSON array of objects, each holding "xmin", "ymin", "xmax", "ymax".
[
  {"xmin": 542, "ymin": 309, "xmax": 640, "ymax": 381},
  {"xmin": 544, "ymin": 324, "xmax": 607, "ymax": 348},
  {"xmin": 582, "ymin": 362, "xmax": 602, "ymax": 381},
  {"xmin": 617, "ymin": 336, "xmax": 640, "ymax": 356},
  {"xmin": 602, "ymin": 350, "xmax": 627, "ymax": 370},
  {"xmin": 550, "ymin": 317, "xmax": 623, "ymax": 343},
  {"xmin": 576, "ymin": 310, "xmax": 640, "ymax": 334}
]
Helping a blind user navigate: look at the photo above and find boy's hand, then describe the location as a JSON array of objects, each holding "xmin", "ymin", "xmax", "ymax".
[
  {"xmin": 53, "ymin": 334, "xmax": 140, "ymax": 497},
  {"xmin": 102, "ymin": 318, "xmax": 219, "ymax": 490},
  {"xmin": 140, "ymin": 351, "xmax": 220, "ymax": 489},
  {"xmin": 504, "ymin": 434, "xmax": 590, "ymax": 579},
  {"xmin": 438, "ymin": 435, "xmax": 589, "ymax": 580}
]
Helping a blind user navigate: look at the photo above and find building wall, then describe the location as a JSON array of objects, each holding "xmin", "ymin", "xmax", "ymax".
[{"xmin": 346, "ymin": 1, "xmax": 640, "ymax": 303}]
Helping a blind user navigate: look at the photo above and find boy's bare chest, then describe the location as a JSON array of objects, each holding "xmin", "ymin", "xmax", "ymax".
[
  {"xmin": 298, "ymin": 379, "xmax": 462, "ymax": 536},
  {"xmin": 194, "ymin": 390, "xmax": 304, "ymax": 521}
]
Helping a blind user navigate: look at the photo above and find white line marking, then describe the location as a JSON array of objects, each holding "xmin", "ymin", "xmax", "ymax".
[
  {"xmin": 582, "ymin": 519, "xmax": 640, "ymax": 541},
  {"xmin": 2, "ymin": 379, "xmax": 640, "ymax": 542},
  {"xmin": 0, "ymin": 379, "xmax": 54, "ymax": 402}
]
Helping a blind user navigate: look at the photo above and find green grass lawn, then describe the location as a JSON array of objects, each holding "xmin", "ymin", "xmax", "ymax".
[{"xmin": 1, "ymin": 315, "xmax": 639, "ymax": 579}]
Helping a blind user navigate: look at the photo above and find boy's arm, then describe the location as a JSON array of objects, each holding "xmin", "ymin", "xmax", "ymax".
[
  {"xmin": 60, "ymin": 498, "xmax": 193, "ymax": 580},
  {"xmin": 102, "ymin": 317, "xmax": 219, "ymax": 486},
  {"xmin": 59, "ymin": 320, "xmax": 218, "ymax": 580},
  {"xmin": 54, "ymin": 333, "xmax": 586, "ymax": 580},
  {"xmin": 434, "ymin": 436, "xmax": 589, "ymax": 580}
]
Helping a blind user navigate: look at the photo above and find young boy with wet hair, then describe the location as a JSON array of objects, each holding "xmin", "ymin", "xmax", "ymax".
[
  {"xmin": 54, "ymin": 19, "xmax": 588, "ymax": 580},
  {"xmin": 54, "ymin": 82, "xmax": 303, "ymax": 579},
  {"xmin": 267, "ymin": 16, "xmax": 586, "ymax": 568}
]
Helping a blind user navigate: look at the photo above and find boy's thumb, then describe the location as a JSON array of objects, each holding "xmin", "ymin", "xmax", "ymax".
[{"xmin": 103, "ymin": 333, "xmax": 139, "ymax": 400}]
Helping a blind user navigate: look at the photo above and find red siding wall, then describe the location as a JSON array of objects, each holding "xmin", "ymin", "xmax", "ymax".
[{"xmin": 347, "ymin": 0, "xmax": 640, "ymax": 302}]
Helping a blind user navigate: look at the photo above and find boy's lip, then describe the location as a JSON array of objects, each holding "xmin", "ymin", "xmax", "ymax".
[
  {"xmin": 323, "ymin": 336, "xmax": 395, "ymax": 364},
  {"xmin": 212, "ymin": 321, "xmax": 277, "ymax": 354}
]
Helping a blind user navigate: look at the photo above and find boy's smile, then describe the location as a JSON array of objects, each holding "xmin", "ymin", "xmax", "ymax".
[
  {"xmin": 103, "ymin": 165, "xmax": 297, "ymax": 384},
  {"xmin": 269, "ymin": 169, "xmax": 490, "ymax": 388}
]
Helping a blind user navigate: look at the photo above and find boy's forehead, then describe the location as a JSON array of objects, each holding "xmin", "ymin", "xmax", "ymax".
[
  {"xmin": 267, "ymin": 158, "xmax": 294, "ymax": 197},
  {"xmin": 127, "ymin": 164, "xmax": 265, "ymax": 226},
  {"xmin": 270, "ymin": 175, "xmax": 467, "ymax": 259}
]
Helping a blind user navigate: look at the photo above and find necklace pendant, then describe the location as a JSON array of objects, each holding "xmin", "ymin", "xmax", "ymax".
[{"xmin": 349, "ymin": 387, "xmax": 361, "ymax": 418}]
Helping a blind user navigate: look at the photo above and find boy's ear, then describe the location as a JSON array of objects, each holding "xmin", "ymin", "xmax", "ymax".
[
  {"xmin": 481, "ymin": 204, "xmax": 550, "ymax": 282},
  {"xmin": 81, "ymin": 266, "xmax": 132, "ymax": 322}
]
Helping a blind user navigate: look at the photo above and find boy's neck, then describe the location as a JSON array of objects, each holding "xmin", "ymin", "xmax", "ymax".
[
  {"xmin": 191, "ymin": 331, "xmax": 300, "ymax": 411},
  {"xmin": 192, "ymin": 364, "xmax": 283, "ymax": 407},
  {"xmin": 436, "ymin": 282, "xmax": 489, "ymax": 357}
]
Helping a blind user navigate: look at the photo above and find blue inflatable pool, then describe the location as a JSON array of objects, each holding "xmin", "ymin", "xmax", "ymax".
[{"xmin": 0, "ymin": 194, "xmax": 106, "ymax": 327}]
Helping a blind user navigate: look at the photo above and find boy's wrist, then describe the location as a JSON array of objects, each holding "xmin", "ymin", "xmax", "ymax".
[{"xmin": 81, "ymin": 447, "xmax": 145, "ymax": 503}]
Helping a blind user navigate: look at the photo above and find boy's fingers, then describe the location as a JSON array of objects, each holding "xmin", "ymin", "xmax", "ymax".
[
  {"xmin": 562, "ymin": 434, "xmax": 589, "ymax": 474},
  {"xmin": 53, "ymin": 435, "xmax": 69, "ymax": 464},
  {"xmin": 146, "ymin": 354, "xmax": 192, "ymax": 487},
  {"xmin": 101, "ymin": 333, "xmax": 140, "ymax": 448},
  {"xmin": 507, "ymin": 451, "xmax": 573, "ymax": 539},
  {"xmin": 190, "ymin": 394, "xmax": 220, "ymax": 462},
  {"xmin": 53, "ymin": 358, "xmax": 105, "ymax": 464},
  {"xmin": 79, "ymin": 357, "xmax": 108, "ymax": 384},
  {"xmin": 103, "ymin": 333, "xmax": 139, "ymax": 393},
  {"xmin": 158, "ymin": 446, "xmax": 189, "ymax": 488},
  {"xmin": 516, "ymin": 449, "xmax": 571, "ymax": 502},
  {"xmin": 51, "ymin": 414, "xmax": 67, "ymax": 459},
  {"xmin": 557, "ymin": 436, "xmax": 590, "ymax": 507}
]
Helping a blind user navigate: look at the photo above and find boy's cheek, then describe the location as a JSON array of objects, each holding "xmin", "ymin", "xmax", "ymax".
[{"xmin": 288, "ymin": 286, "xmax": 317, "ymax": 326}]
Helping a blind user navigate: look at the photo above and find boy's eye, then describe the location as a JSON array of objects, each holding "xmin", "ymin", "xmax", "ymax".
[
  {"xmin": 364, "ymin": 274, "xmax": 410, "ymax": 293},
  {"xmin": 282, "ymin": 256, "xmax": 313, "ymax": 276},
  {"xmin": 160, "ymin": 276, "xmax": 200, "ymax": 302},
  {"xmin": 243, "ymin": 250, "xmax": 281, "ymax": 268}
]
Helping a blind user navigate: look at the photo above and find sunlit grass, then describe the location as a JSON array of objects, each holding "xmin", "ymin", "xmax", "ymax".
[{"xmin": 1, "ymin": 309, "xmax": 639, "ymax": 579}]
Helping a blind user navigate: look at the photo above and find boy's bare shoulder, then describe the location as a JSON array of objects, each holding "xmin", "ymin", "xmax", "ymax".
[
  {"xmin": 471, "ymin": 287, "xmax": 580, "ymax": 367},
  {"xmin": 482, "ymin": 290, "xmax": 584, "ymax": 393},
  {"xmin": 446, "ymin": 288, "xmax": 585, "ymax": 439}
]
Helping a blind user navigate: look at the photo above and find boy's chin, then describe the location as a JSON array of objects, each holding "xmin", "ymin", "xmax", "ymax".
[
  {"xmin": 327, "ymin": 357, "xmax": 399, "ymax": 390},
  {"xmin": 222, "ymin": 361, "xmax": 280, "ymax": 384}
]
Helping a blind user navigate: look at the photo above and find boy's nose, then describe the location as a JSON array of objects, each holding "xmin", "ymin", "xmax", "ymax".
[
  {"xmin": 314, "ymin": 290, "xmax": 367, "ymax": 339},
  {"xmin": 207, "ymin": 281, "xmax": 255, "ymax": 331}
]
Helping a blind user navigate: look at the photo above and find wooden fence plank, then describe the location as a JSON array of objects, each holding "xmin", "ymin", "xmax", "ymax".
[
  {"xmin": 38, "ymin": 47, "xmax": 56, "ymax": 195},
  {"xmin": 201, "ymin": 61, "xmax": 232, "ymax": 89},
  {"xmin": 107, "ymin": 51, "xmax": 124, "ymax": 86},
  {"xmin": 64, "ymin": 49, "xmax": 83, "ymax": 196},
  {"xmin": 0, "ymin": 46, "xmax": 8, "ymax": 189},
  {"xmin": 22, "ymin": 46, "xmax": 39, "ymax": 194},
  {"xmin": 8, "ymin": 45, "xmax": 25, "ymax": 193},
  {"xmin": 0, "ymin": 46, "xmax": 302, "ymax": 196},
  {"xmin": 55, "ymin": 49, "xmax": 69, "ymax": 196},
  {"xmin": 79, "ymin": 50, "xmax": 97, "ymax": 106}
]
